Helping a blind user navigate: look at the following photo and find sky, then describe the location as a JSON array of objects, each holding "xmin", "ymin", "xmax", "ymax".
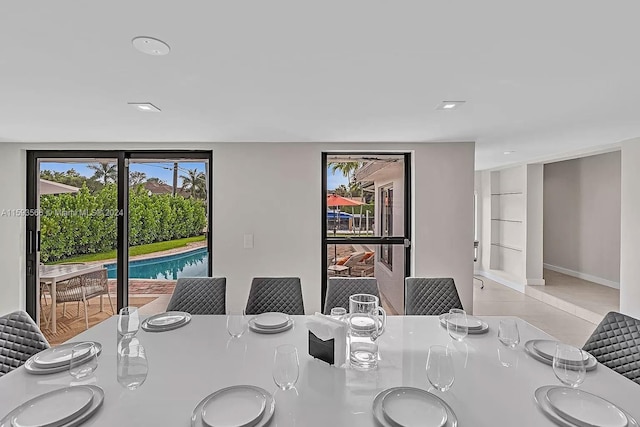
[
  {"xmin": 41, "ymin": 161, "xmax": 206, "ymax": 184},
  {"xmin": 41, "ymin": 161, "xmax": 347, "ymax": 189}
]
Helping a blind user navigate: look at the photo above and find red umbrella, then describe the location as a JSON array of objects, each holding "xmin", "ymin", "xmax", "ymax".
[{"xmin": 327, "ymin": 194, "xmax": 364, "ymax": 207}]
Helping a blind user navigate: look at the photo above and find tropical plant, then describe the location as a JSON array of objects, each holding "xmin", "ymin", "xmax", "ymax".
[
  {"xmin": 129, "ymin": 171, "xmax": 147, "ymax": 186},
  {"xmin": 180, "ymin": 168, "xmax": 207, "ymax": 199},
  {"xmin": 87, "ymin": 162, "xmax": 117, "ymax": 185},
  {"xmin": 40, "ymin": 169, "xmax": 103, "ymax": 193}
]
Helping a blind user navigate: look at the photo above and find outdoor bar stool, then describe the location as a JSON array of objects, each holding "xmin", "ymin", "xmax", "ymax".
[
  {"xmin": 245, "ymin": 277, "xmax": 304, "ymax": 315},
  {"xmin": 166, "ymin": 277, "xmax": 226, "ymax": 315},
  {"xmin": 583, "ymin": 311, "xmax": 640, "ymax": 384},
  {"xmin": 0, "ymin": 311, "xmax": 49, "ymax": 377},
  {"xmin": 404, "ymin": 277, "xmax": 463, "ymax": 315},
  {"xmin": 323, "ymin": 277, "xmax": 380, "ymax": 315}
]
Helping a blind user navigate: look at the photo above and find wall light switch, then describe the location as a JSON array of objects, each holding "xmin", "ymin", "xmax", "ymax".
[{"xmin": 243, "ymin": 234, "xmax": 254, "ymax": 249}]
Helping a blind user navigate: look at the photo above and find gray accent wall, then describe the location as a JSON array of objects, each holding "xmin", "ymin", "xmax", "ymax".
[{"xmin": 543, "ymin": 151, "xmax": 621, "ymax": 285}]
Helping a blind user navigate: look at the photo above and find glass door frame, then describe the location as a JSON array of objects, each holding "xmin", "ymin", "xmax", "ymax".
[
  {"xmin": 25, "ymin": 150, "xmax": 213, "ymax": 320},
  {"xmin": 321, "ymin": 152, "xmax": 412, "ymax": 313}
]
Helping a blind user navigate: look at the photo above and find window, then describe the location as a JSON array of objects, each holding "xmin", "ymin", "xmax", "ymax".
[{"xmin": 380, "ymin": 185, "xmax": 393, "ymax": 269}]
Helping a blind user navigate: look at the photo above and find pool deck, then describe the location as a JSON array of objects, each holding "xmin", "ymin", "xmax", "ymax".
[{"xmin": 95, "ymin": 239, "xmax": 207, "ymax": 266}]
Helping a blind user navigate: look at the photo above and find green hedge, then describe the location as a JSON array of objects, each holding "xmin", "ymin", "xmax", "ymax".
[{"xmin": 40, "ymin": 184, "xmax": 206, "ymax": 262}]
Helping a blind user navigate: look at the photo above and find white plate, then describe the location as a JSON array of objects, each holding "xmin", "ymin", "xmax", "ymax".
[
  {"xmin": 535, "ymin": 386, "xmax": 637, "ymax": 427},
  {"xmin": 546, "ymin": 387, "xmax": 628, "ymax": 427},
  {"xmin": 24, "ymin": 343, "xmax": 103, "ymax": 375},
  {"xmin": 533, "ymin": 340, "xmax": 590, "ymax": 363},
  {"xmin": 146, "ymin": 311, "xmax": 188, "ymax": 327},
  {"xmin": 31, "ymin": 342, "xmax": 100, "ymax": 369},
  {"xmin": 443, "ymin": 314, "xmax": 483, "ymax": 330},
  {"xmin": 252, "ymin": 312, "xmax": 290, "ymax": 329},
  {"xmin": 524, "ymin": 341, "xmax": 598, "ymax": 371},
  {"xmin": 438, "ymin": 315, "xmax": 488, "ymax": 335},
  {"xmin": 373, "ymin": 387, "xmax": 457, "ymax": 427},
  {"xmin": 191, "ymin": 386, "xmax": 274, "ymax": 427},
  {"xmin": 0, "ymin": 385, "xmax": 104, "ymax": 427},
  {"xmin": 142, "ymin": 313, "xmax": 192, "ymax": 332},
  {"xmin": 381, "ymin": 388, "xmax": 448, "ymax": 427},
  {"xmin": 201, "ymin": 386, "xmax": 267, "ymax": 427},
  {"xmin": 249, "ymin": 319, "xmax": 294, "ymax": 334}
]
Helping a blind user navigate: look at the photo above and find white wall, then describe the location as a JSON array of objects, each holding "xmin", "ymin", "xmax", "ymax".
[
  {"xmin": 620, "ymin": 139, "xmax": 640, "ymax": 317},
  {"xmin": 543, "ymin": 152, "xmax": 621, "ymax": 286},
  {"xmin": 0, "ymin": 141, "xmax": 475, "ymax": 316}
]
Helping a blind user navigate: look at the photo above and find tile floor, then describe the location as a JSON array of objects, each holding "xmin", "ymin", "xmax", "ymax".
[{"xmin": 473, "ymin": 276, "xmax": 600, "ymax": 347}]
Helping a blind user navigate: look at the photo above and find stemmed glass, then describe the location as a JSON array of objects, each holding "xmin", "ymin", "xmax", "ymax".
[
  {"xmin": 226, "ymin": 310, "xmax": 248, "ymax": 338},
  {"xmin": 273, "ymin": 345, "xmax": 299, "ymax": 390},
  {"xmin": 117, "ymin": 339, "xmax": 148, "ymax": 390},
  {"xmin": 447, "ymin": 309, "xmax": 468, "ymax": 342},
  {"xmin": 69, "ymin": 342, "xmax": 98, "ymax": 379},
  {"xmin": 426, "ymin": 345, "xmax": 454, "ymax": 392},
  {"xmin": 118, "ymin": 307, "xmax": 140, "ymax": 338},
  {"xmin": 498, "ymin": 319, "xmax": 520, "ymax": 348},
  {"xmin": 552, "ymin": 343, "xmax": 586, "ymax": 388}
]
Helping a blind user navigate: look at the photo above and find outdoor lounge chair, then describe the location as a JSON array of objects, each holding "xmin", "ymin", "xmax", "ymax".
[
  {"xmin": 0, "ymin": 311, "xmax": 49, "ymax": 377},
  {"xmin": 327, "ymin": 252, "xmax": 366, "ymax": 276},
  {"xmin": 51, "ymin": 268, "xmax": 113, "ymax": 330}
]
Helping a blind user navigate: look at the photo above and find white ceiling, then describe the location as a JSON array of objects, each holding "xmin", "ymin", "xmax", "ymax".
[{"xmin": 1, "ymin": 1, "xmax": 639, "ymax": 170}]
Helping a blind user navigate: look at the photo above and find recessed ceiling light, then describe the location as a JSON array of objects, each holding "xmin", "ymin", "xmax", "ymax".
[
  {"xmin": 503, "ymin": 151, "xmax": 515, "ymax": 155},
  {"xmin": 436, "ymin": 101, "xmax": 466, "ymax": 110},
  {"xmin": 128, "ymin": 102, "xmax": 161, "ymax": 112},
  {"xmin": 132, "ymin": 36, "xmax": 170, "ymax": 56}
]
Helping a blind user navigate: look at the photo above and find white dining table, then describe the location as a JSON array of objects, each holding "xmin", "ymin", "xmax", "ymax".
[
  {"xmin": 39, "ymin": 264, "xmax": 105, "ymax": 333},
  {"xmin": 1, "ymin": 315, "xmax": 639, "ymax": 426}
]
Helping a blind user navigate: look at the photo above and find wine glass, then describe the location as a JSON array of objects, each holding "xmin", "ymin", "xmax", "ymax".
[
  {"xmin": 426, "ymin": 345, "xmax": 454, "ymax": 392},
  {"xmin": 226, "ymin": 310, "xmax": 248, "ymax": 338},
  {"xmin": 117, "ymin": 341, "xmax": 148, "ymax": 390},
  {"xmin": 498, "ymin": 319, "xmax": 520, "ymax": 348},
  {"xmin": 447, "ymin": 309, "xmax": 468, "ymax": 342},
  {"xmin": 552, "ymin": 343, "xmax": 586, "ymax": 388},
  {"xmin": 273, "ymin": 345, "xmax": 299, "ymax": 390},
  {"xmin": 69, "ymin": 342, "xmax": 98, "ymax": 379},
  {"xmin": 118, "ymin": 306, "xmax": 139, "ymax": 337}
]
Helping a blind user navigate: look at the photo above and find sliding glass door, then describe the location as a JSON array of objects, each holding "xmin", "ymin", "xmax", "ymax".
[
  {"xmin": 322, "ymin": 153, "xmax": 411, "ymax": 315},
  {"xmin": 26, "ymin": 150, "xmax": 212, "ymax": 344}
]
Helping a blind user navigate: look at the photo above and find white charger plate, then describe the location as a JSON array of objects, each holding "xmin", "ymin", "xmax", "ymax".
[
  {"xmin": 31, "ymin": 342, "xmax": 101, "ymax": 369},
  {"xmin": 535, "ymin": 386, "xmax": 637, "ymax": 427},
  {"xmin": 249, "ymin": 319, "xmax": 294, "ymax": 334},
  {"xmin": 146, "ymin": 311, "xmax": 188, "ymax": 327},
  {"xmin": 0, "ymin": 385, "xmax": 104, "ymax": 427},
  {"xmin": 25, "ymin": 343, "xmax": 103, "ymax": 375},
  {"xmin": 252, "ymin": 312, "xmax": 290, "ymax": 329},
  {"xmin": 438, "ymin": 315, "xmax": 488, "ymax": 335},
  {"xmin": 142, "ymin": 313, "xmax": 192, "ymax": 332},
  {"xmin": 532, "ymin": 340, "xmax": 590, "ymax": 364},
  {"xmin": 381, "ymin": 387, "xmax": 448, "ymax": 427},
  {"xmin": 524, "ymin": 341, "xmax": 597, "ymax": 371},
  {"xmin": 373, "ymin": 387, "xmax": 457, "ymax": 427},
  {"xmin": 191, "ymin": 386, "xmax": 274, "ymax": 427},
  {"xmin": 201, "ymin": 385, "xmax": 267, "ymax": 427},
  {"xmin": 546, "ymin": 387, "xmax": 628, "ymax": 427}
]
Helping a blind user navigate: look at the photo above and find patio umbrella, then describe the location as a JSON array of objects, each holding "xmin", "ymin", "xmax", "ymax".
[
  {"xmin": 39, "ymin": 179, "xmax": 80, "ymax": 195},
  {"xmin": 327, "ymin": 194, "xmax": 364, "ymax": 264}
]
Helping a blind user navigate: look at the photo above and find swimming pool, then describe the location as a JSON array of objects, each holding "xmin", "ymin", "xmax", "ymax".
[{"xmin": 104, "ymin": 247, "xmax": 208, "ymax": 280}]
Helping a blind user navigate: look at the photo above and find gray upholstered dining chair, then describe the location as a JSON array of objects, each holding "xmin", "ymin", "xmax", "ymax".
[
  {"xmin": 583, "ymin": 311, "xmax": 640, "ymax": 384},
  {"xmin": 404, "ymin": 277, "xmax": 463, "ymax": 315},
  {"xmin": 166, "ymin": 277, "xmax": 226, "ymax": 315},
  {"xmin": 245, "ymin": 277, "xmax": 304, "ymax": 315},
  {"xmin": 0, "ymin": 311, "xmax": 49, "ymax": 377},
  {"xmin": 323, "ymin": 277, "xmax": 380, "ymax": 315}
]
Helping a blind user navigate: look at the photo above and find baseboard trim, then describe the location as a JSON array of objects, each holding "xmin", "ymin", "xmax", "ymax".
[
  {"xmin": 527, "ymin": 278, "xmax": 546, "ymax": 286},
  {"xmin": 543, "ymin": 263, "xmax": 620, "ymax": 289},
  {"xmin": 475, "ymin": 270, "xmax": 526, "ymax": 293}
]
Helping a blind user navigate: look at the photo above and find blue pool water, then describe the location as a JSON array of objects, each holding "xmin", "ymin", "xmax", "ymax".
[{"xmin": 104, "ymin": 247, "xmax": 208, "ymax": 280}]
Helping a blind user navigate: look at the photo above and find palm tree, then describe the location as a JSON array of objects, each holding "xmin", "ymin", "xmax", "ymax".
[
  {"xmin": 180, "ymin": 168, "xmax": 207, "ymax": 199},
  {"xmin": 129, "ymin": 171, "xmax": 146, "ymax": 186},
  {"xmin": 87, "ymin": 162, "xmax": 117, "ymax": 185}
]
